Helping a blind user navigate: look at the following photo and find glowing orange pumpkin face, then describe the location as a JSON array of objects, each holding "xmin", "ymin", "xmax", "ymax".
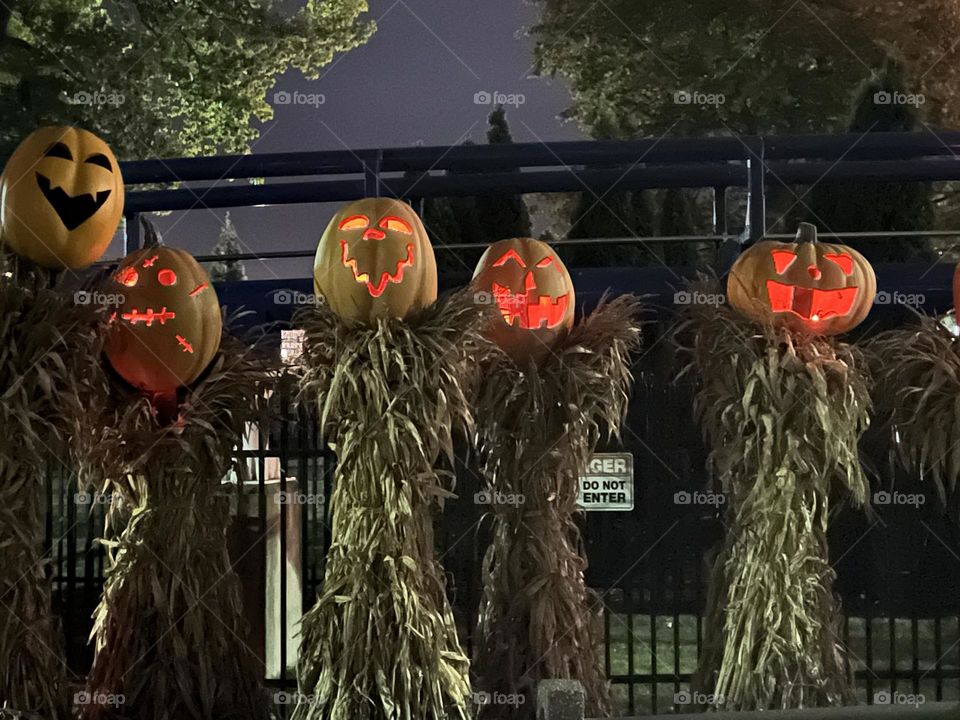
[
  {"xmin": 472, "ymin": 237, "xmax": 575, "ymax": 365},
  {"xmin": 313, "ymin": 198, "xmax": 437, "ymax": 324},
  {"xmin": 105, "ymin": 247, "xmax": 222, "ymax": 395},
  {"xmin": 0, "ymin": 126, "xmax": 124, "ymax": 269},
  {"xmin": 727, "ymin": 223, "xmax": 876, "ymax": 335}
]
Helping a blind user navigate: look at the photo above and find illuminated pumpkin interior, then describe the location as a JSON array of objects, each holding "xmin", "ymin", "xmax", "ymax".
[
  {"xmin": 337, "ymin": 212, "xmax": 416, "ymax": 298},
  {"xmin": 765, "ymin": 249, "xmax": 859, "ymax": 324},
  {"xmin": 112, "ymin": 262, "xmax": 212, "ymax": 349},
  {"xmin": 490, "ymin": 249, "xmax": 570, "ymax": 330}
]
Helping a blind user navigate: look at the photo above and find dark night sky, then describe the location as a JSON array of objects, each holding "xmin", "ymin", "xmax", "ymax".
[{"xmin": 120, "ymin": 0, "xmax": 584, "ymax": 280}]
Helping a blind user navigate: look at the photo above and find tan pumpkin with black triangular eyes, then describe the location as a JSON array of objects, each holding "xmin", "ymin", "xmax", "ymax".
[
  {"xmin": 313, "ymin": 198, "xmax": 437, "ymax": 324},
  {"xmin": 727, "ymin": 223, "xmax": 876, "ymax": 335},
  {"xmin": 1, "ymin": 126, "xmax": 124, "ymax": 269},
  {"xmin": 472, "ymin": 237, "xmax": 575, "ymax": 365},
  {"xmin": 104, "ymin": 247, "xmax": 222, "ymax": 395}
]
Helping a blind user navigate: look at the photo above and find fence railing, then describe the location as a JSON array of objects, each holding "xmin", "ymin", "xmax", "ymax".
[{"xmin": 114, "ymin": 131, "xmax": 960, "ymax": 255}]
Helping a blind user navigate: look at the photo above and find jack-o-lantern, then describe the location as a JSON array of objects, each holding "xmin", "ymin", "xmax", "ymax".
[
  {"xmin": 313, "ymin": 198, "xmax": 437, "ymax": 324},
  {"xmin": 105, "ymin": 247, "xmax": 222, "ymax": 395},
  {"xmin": 727, "ymin": 223, "xmax": 875, "ymax": 335},
  {"xmin": 0, "ymin": 126, "xmax": 124, "ymax": 269},
  {"xmin": 472, "ymin": 237, "xmax": 575, "ymax": 364}
]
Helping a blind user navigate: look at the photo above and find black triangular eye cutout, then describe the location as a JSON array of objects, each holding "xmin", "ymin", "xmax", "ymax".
[
  {"xmin": 44, "ymin": 143, "xmax": 73, "ymax": 160},
  {"xmin": 85, "ymin": 153, "xmax": 112, "ymax": 171}
]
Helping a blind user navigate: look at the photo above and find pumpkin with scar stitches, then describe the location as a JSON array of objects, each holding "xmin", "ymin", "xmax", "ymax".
[
  {"xmin": 472, "ymin": 237, "xmax": 575, "ymax": 365},
  {"xmin": 727, "ymin": 222, "xmax": 876, "ymax": 336},
  {"xmin": 104, "ymin": 247, "xmax": 222, "ymax": 395},
  {"xmin": 313, "ymin": 197, "xmax": 437, "ymax": 324}
]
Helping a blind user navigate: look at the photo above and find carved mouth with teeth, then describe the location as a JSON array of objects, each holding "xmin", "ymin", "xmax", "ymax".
[
  {"xmin": 340, "ymin": 240, "xmax": 414, "ymax": 298},
  {"xmin": 765, "ymin": 280, "xmax": 858, "ymax": 322},
  {"xmin": 493, "ymin": 282, "xmax": 570, "ymax": 329},
  {"xmin": 36, "ymin": 172, "xmax": 111, "ymax": 230}
]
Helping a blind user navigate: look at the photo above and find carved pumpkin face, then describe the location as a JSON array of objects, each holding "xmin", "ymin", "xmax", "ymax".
[
  {"xmin": 313, "ymin": 198, "xmax": 437, "ymax": 324},
  {"xmin": 105, "ymin": 247, "xmax": 222, "ymax": 395},
  {"xmin": 0, "ymin": 126, "xmax": 124, "ymax": 269},
  {"xmin": 472, "ymin": 237, "xmax": 575, "ymax": 364},
  {"xmin": 727, "ymin": 223, "xmax": 875, "ymax": 335}
]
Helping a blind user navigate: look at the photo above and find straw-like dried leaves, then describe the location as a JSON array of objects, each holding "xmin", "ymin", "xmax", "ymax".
[
  {"xmin": 869, "ymin": 317, "xmax": 960, "ymax": 514},
  {"xmin": 679, "ymin": 286, "xmax": 869, "ymax": 711},
  {"xmin": 473, "ymin": 294, "xmax": 643, "ymax": 720},
  {"xmin": 0, "ymin": 264, "xmax": 103, "ymax": 718},
  {"xmin": 79, "ymin": 329, "xmax": 273, "ymax": 720},
  {"xmin": 293, "ymin": 290, "xmax": 486, "ymax": 720}
]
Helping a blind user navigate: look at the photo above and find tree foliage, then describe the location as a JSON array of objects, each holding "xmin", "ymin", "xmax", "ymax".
[
  {"xmin": 532, "ymin": 0, "xmax": 960, "ymax": 136},
  {"xmin": 0, "ymin": 0, "xmax": 374, "ymax": 159}
]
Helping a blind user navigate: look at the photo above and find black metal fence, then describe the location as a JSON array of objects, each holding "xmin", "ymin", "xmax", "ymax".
[
  {"xmin": 46, "ymin": 315, "xmax": 960, "ymax": 716},
  {"xmin": 42, "ymin": 132, "xmax": 960, "ymax": 715}
]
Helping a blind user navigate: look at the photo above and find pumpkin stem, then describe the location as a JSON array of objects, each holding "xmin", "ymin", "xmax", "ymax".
[
  {"xmin": 795, "ymin": 222, "xmax": 818, "ymax": 244},
  {"xmin": 141, "ymin": 216, "xmax": 165, "ymax": 248}
]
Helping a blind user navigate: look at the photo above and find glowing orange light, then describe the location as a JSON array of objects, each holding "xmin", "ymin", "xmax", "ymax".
[
  {"xmin": 117, "ymin": 266, "xmax": 139, "ymax": 286},
  {"xmin": 176, "ymin": 335, "xmax": 194, "ymax": 353},
  {"xmin": 338, "ymin": 215, "xmax": 368, "ymax": 231},
  {"xmin": 188, "ymin": 283, "xmax": 209, "ymax": 297},
  {"xmin": 765, "ymin": 280, "xmax": 858, "ymax": 322},
  {"xmin": 771, "ymin": 250, "xmax": 797, "ymax": 274},
  {"xmin": 824, "ymin": 253, "xmax": 854, "ymax": 275},
  {"xmin": 142, "ymin": 254, "xmax": 159, "ymax": 268},
  {"xmin": 340, "ymin": 240, "xmax": 415, "ymax": 297},
  {"xmin": 121, "ymin": 307, "xmax": 176, "ymax": 326},
  {"xmin": 536, "ymin": 257, "xmax": 554, "ymax": 268},
  {"xmin": 158, "ymin": 269, "xmax": 177, "ymax": 286},
  {"xmin": 379, "ymin": 216, "xmax": 413, "ymax": 234},
  {"xmin": 492, "ymin": 249, "xmax": 526, "ymax": 267}
]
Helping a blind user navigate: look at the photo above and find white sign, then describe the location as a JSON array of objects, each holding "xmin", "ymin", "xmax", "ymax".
[{"xmin": 577, "ymin": 453, "xmax": 634, "ymax": 511}]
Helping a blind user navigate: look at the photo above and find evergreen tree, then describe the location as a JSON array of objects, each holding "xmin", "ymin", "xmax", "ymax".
[
  {"xmin": 475, "ymin": 106, "xmax": 532, "ymax": 244},
  {"xmin": 209, "ymin": 212, "xmax": 248, "ymax": 282},
  {"xmin": 565, "ymin": 191, "xmax": 646, "ymax": 267},
  {"xmin": 806, "ymin": 57, "xmax": 934, "ymax": 261},
  {"xmin": 658, "ymin": 189, "xmax": 714, "ymax": 268}
]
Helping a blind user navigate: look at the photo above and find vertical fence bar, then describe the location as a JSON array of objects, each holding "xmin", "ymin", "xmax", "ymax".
[
  {"xmin": 364, "ymin": 149, "xmax": 383, "ymax": 198},
  {"xmin": 746, "ymin": 138, "xmax": 766, "ymax": 242},
  {"xmin": 124, "ymin": 211, "xmax": 141, "ymax": 254}
]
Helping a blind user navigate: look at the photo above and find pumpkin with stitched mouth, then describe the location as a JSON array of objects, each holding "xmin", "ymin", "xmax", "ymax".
[
  {"xmin": 313, "ymin": 198, "xmax": 437, "ymax": 324},
  {"xmin": 727, "ymin": 222, "xmax": 876, "ymax": 335},
  {"xmin": 0, "ymin": 126, "xmax": 124, "ymax": 269},
  {"xmin": 472, "ymin": 237, "xmax": 575, "ymax": 364},
  {"xmin": 104, "ymin": 247, "xmax": 222, "ymax": 396}
]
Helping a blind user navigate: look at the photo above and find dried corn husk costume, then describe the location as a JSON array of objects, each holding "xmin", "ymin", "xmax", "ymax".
[
  {"xmin": 472, "ymin": 295, "xmax": 642, "ymax": 720},
  {"xmin": 0, "ymin": 255, "xmax": 101, "ymax": 719},
  {"xmin": 293, "ymin": 289, "xmax": 485, "ymax": 720},
  {"xmin": 77, "ymin": 331, "xmax": 271, "ymax": 720},
  {"xmin": 869, "ymin": 315, "xmax": 960, "ymax": 514},
  {"xmin": 680, "ymin": 277, "xmax": 870, "ymax": 710}
]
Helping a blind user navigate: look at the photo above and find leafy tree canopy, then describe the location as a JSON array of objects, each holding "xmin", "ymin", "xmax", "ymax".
[
  {"xmin": 532, "ymin": 0, "xmax": 960, "ymax": 136},
  {"xmin": 0, "ymin": 0, "xmax": 374, "ymax": 159}
]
